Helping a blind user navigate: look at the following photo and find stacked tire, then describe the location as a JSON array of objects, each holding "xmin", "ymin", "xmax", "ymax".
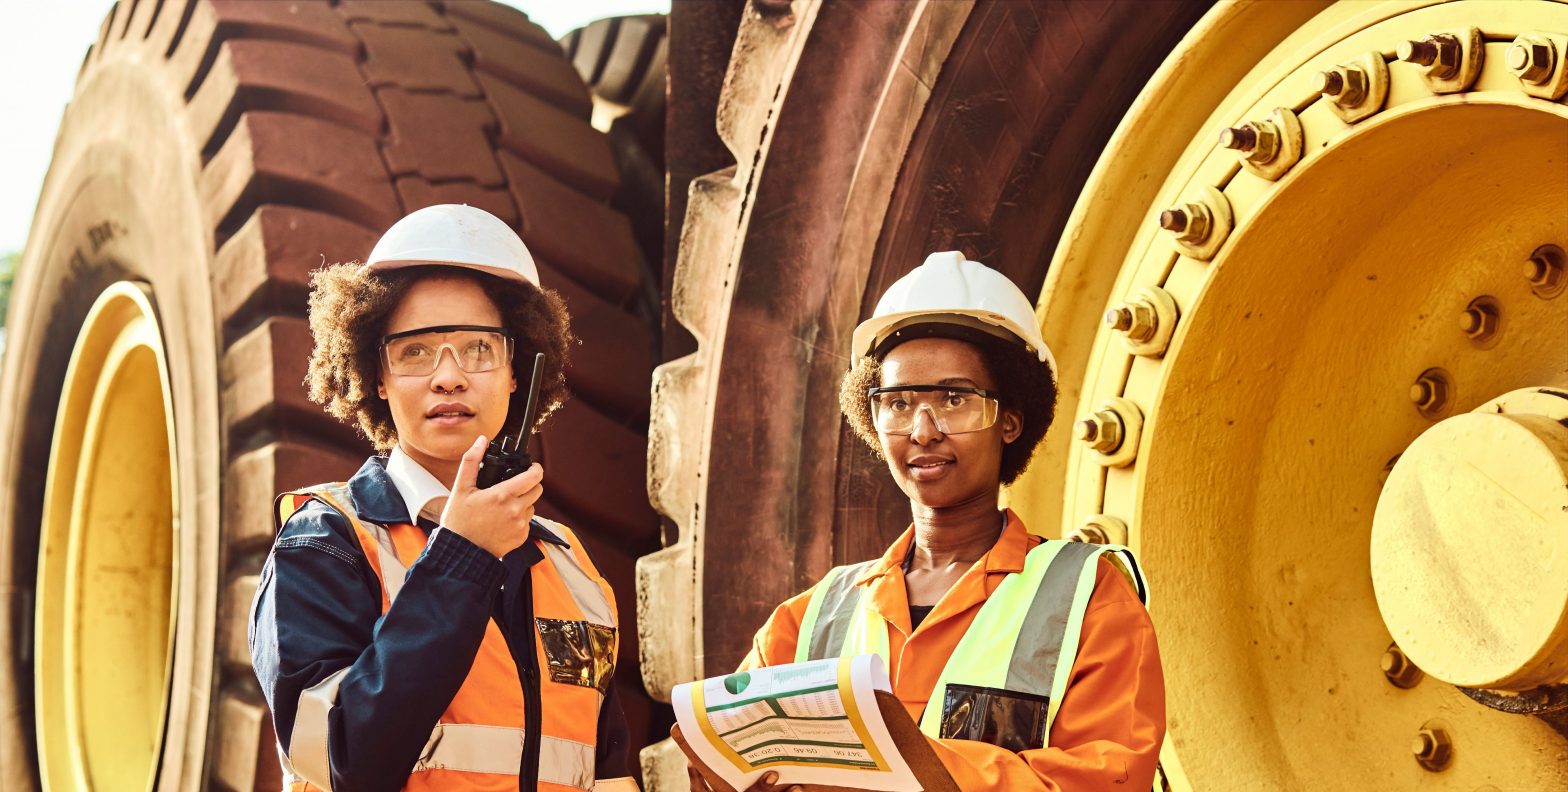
[{"xmin": 0, "ymin": 1, "xmax": 660, "ymax": 789}]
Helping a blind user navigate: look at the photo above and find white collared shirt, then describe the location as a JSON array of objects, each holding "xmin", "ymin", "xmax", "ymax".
[{"xmin": 384, "ymin": 445, "xmax": 451, "ymax": 526}]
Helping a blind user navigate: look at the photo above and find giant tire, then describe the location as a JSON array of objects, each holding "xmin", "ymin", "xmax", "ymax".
[
  {"xmin": 643, "ymin": 0, "xmax": 1568, "ymax": 789},
  {"xmin": 0, "ymin": 1, "xmax": 660, "ymax": 789}
]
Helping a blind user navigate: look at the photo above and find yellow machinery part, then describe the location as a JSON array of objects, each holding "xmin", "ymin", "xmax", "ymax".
[
  {"xmin": 35, "ymin": 283, "xmax": 178, "ymax": 792},
  {"xmin": 1374, "ymin": 388, "xmax": 1568, "ymax": 692},
  {"xmin": 1028, "ymin": 0, "xmax": 1568, "ymax": 787}
]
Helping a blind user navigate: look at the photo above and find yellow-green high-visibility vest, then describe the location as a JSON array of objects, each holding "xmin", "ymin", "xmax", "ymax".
[{"xmin": 794, "ymin": 539, "xmax": 1148, "ymax": 750}]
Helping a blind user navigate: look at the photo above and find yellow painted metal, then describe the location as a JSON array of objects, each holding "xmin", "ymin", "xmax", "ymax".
[
  {"xmin": 1026, "ymin": 0, "xmax": 1568, "ymax": 787},
  {"xmin": 35, "ymin": 283, "xmax": 178, "ymax": 792},
  {"xmin": 1373, "ymin": 389, "xmax": 1568, "ymax": 691}
]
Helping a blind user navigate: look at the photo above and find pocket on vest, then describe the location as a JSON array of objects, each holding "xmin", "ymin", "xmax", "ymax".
[
  {"xmin": 538, "ymin": 618, "xmax": 618, "ymax": 694},
  {"xmin": 937, "ymin": 682, "xmax": 1049, "ymax": 752}
]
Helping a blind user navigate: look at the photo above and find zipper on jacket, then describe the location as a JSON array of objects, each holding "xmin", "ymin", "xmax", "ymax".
[{"xmin": 518, "ymin": 569, "xmax": 542, "ymax": 791}]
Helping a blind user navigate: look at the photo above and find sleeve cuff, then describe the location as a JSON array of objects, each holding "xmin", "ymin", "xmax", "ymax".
[{"xmin": 421, "ymin": 527, "xmax": 505, "ymax": 589}]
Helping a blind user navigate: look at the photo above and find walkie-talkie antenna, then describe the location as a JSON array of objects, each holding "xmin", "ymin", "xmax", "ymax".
[
  {"xmin": 511, "ymin": 353, "xmax": 544, "ymax": 445},
  {"xmin": 476, "ymin": 352, "xmax": 545, "ymax": 489}
]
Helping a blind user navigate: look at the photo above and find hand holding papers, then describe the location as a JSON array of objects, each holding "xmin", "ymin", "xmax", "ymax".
[{"xmin": 671, "ymin": 655, "xmax": 956, "ymax": 792}]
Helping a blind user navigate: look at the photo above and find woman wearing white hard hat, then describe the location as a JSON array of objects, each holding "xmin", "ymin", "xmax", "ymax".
[
  {"xmin": 708, "ymin": 252, "xmax": 1165, "ymax": 792},
  {"xmin": 250, "ymin": 205, "xmax": 636, "ymax": 791}
]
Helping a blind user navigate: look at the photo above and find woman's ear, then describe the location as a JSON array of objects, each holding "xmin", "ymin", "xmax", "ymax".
[
  {"xmin": 1001, "ymin": 408, "xmax": 1023, "ymax": 444},
  {"xmin": 377, "ymin": 379, "xmax": 387, "ymax": 400}
]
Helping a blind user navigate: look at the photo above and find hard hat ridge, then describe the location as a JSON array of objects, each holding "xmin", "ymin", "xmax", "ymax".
[
  {"xmin": 852, "ymin": 251, "xmax": 1057, "ymax": 376},
  {"xmin": 363, "ymin": 204, "xmax": 541, "ymax": 287}
]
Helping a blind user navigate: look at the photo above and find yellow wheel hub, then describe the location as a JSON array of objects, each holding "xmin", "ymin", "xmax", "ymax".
[
  {"xmin": 1374, "ymin": 388, "xmax": 1568, "ymax": 692},
  {"xmin": 1026, "ymin": 0, "xmax": 1568, "ymax": 787},
  {"xmin": 35, "ymin": 282, "xmax": 178, "ymax": 792}
]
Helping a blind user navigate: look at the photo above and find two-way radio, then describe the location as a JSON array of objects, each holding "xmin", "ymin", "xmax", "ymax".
[{"xmin": 476, "ymin": 352, "xmax": 545, "ymax": 489}]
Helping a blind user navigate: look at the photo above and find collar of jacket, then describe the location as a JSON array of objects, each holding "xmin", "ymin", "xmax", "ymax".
[
  {"xmin": 856, "ymin": 508, "xmax": 1032, "ymax": 586},
  {"xmin": 345, "ymin": 456, "xmax": 570, "ymax": 548}
]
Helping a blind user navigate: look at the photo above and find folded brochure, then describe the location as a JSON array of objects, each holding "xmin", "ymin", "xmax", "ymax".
[{"xmin": 672, "ymin": 654, "xmax": 925, "ymax": 791}]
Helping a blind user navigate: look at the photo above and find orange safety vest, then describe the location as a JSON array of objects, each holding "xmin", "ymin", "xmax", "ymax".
[{"xmin": 271, "ymin": 483, "xmax": 624, "ymax": 792}]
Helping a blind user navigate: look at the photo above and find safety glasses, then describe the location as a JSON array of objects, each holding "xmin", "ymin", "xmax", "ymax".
[
  {"xmin": 380, "ymin": 325, "xmax": 514, "ymax": 377},
  {"xmin": 867, "ymin": 385, "xmax": 1000, "ymax": 436}
]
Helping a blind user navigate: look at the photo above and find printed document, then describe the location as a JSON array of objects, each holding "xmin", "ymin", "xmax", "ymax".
[{"xmin": 672, "ymin": 654, "xmax": 923, "ymax": 791}]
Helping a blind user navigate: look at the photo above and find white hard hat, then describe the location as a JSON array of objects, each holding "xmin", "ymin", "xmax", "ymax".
[
  {"xmin": 362, "ymin": 204, "xmax": 540, "ymax": 287},
  {"xmin": 852, "ymin": 251, "xmax": 1056, "ymax": 373}
]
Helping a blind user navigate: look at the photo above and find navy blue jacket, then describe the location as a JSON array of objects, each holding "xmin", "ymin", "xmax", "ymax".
[{"xmin": 249, "ymin": 457, "xmax": 630, "ymax": 791}]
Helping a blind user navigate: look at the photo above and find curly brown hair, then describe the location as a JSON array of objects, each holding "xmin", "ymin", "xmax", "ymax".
[
  {"xmin": 305, "ymin": 263, "xmax": 574, "ymax": 451},
  {"xmin": 837, "ymin": 334, "xmax": 1057, "ymax": 485}
]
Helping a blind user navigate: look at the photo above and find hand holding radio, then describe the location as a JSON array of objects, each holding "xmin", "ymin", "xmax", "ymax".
[
  {"xmin": 442, "ymin": 352, "xmax": 547, "ymax": 558},
  {"xmin": 442, "ymin": 437, "xmax": 542, "ymax": 559}
]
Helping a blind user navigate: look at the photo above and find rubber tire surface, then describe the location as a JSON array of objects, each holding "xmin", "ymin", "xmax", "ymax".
[
  {"xmin": 0, "ymin": 1, "xmax": 659, "ymax": 789},
  {"xmin": 561, "ymin": 14, "xmax": 668, "ymax": 294},
  {"xmin": 653, "ymin": 0, "xmax": 1210, "ymax": 669}
]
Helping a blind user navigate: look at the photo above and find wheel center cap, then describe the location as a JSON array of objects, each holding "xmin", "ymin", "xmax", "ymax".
[{"xmin": 1372, "ymin": 389, "xmax": 1568, "ymax": 691}]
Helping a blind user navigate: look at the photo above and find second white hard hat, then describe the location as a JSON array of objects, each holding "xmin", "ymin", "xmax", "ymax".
[
  {"xmin": 851, "ymin": 251, "xmax": 1056, "ymax": 372},
  {"xmin": 362, "ymin": 204, "xmax": 540, "ymax": 287}
]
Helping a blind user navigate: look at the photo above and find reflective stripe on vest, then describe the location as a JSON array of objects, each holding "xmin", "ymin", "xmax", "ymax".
[
  {"xmin": 274, "ymin": 484, "xmax": 617, "ymax": 791},
  {"xmin": 795, "ymin": 539, "xmax": 1149, "ymax": 750}
]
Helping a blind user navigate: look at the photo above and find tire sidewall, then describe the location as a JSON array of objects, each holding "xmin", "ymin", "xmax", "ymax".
[{"xmin": 0, "ymin": 42, "xmax": 221, "ymax": 791}]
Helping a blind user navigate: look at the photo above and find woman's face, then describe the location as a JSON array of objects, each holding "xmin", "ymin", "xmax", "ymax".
[
  {"xmin": 377, "ymin": 274, "xmax": 516, "ymax": 470},
  {"xmin": 876, "ymin": 337, "xmax": 1022, "ymax": 508}
]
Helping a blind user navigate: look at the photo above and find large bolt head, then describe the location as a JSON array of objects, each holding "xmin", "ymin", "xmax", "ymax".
[
  {"xmin": 1411, "ymin": 725, "xmax": 1452, "ymax": 772},
  {"xmin": 1380, "ymin": 643, "xmax": 1423, "ymax": 689},
  {"xmin": 1409, "ymin": 370, "xmax": 1449, "ymax": 414},
  {"xmin": 1507, "ymin": 37, "xmax": 1556, "ymax": 84},
  {"xmin": 1316, "ymin": 65, "xmax": 1368, "ymax": 106},
  {"xmin": 1126, "ymin": 302, "xmax": 1159, "ymax": 342},
  {"xmin": 1077, "ymin": 411, "xmax": 1124, "ymax": 453},
  {"xmin": 1243, "ymin": 121, "xmax": 1280, "ymax": 164},
  {"xmin": 1222, "ymin": 121, "xmax": 1280, "ymax": 164},
  {"xmin": 1458, "ymin": 302, "xmax": 1498, "ymax": 341},
  {"xmin": 1399, "ymin": 34, "xmax": 1460, "ymax": 78},
  {"xmin": 1161, "ymin": 202, "xmax": 1212, "ymax": 244}
]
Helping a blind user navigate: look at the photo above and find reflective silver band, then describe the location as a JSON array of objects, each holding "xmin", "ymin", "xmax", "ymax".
[
  {"xmin": 536, "ymin": 519, "xmax": 615, "ymax": 628},
  {"xmin": 313, "ymin": 483, "xmax": 410, "ymax": 604},
  {"xmin": 370, "ymin": 522, "xmax": 409, "ymax": 603},
  {"xmin": 288, "ymin": 666, "xmax": 351, "ymax": 790},
  {"xmin": 414, "ymin": 723, "xmax": 596, "ymax": 790},
  {"xmin": 807, "ymin": 560, "xmax": 878, "ymax": 661},
  {"xmin": 1004, "ymin": 540, "xmax": 1098, "ymax": 695}
]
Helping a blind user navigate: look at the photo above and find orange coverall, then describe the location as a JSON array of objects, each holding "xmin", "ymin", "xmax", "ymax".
[{"xmin": 739, "ymin": 510, "xmax": 1166, "ymax": 791}]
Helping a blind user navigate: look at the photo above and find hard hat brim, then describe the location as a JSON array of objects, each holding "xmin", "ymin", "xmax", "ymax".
[
  {"xmin": 852, "ymin": 309, "xmax": 1056, "ymax": 370},
  {"xmin": 361, "ymin": 258, "xmax": 539, "ymax": 288}
]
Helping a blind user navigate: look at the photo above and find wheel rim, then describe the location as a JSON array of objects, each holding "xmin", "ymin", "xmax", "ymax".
[
  {"xmin": 1038, "ymin": 0, "xmax": 1568, "ymax": 786},
  {"xmin": 35, "ymin": 282, "xmax": 177, "ymax": 792}
]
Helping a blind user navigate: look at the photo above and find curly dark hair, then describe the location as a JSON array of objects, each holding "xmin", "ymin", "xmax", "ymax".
[
  {"xmin": 305, "ymin": 263, "xmax": 574, "ymax": 452},
  {"xmin": 837, "ymin": 334, "xmax": 1057, "ymax": 484}
]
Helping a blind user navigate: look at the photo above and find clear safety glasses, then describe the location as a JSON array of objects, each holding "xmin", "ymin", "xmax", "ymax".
[
  {"xmin": 867, "ymin": 385, "xmax": 1000, "ymax": 436},
  {"xmin": 380, "ymin": 325, "xmax": 514, "ymax": 377}
]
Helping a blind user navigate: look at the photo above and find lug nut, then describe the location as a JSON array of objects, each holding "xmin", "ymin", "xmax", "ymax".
[
  {"xmin": 1109, "ymin": 301, "xmax": 1158, "ymax": 342},
  {"xmin": 1409, "ymin": 370, "xmax": 1449, "ymax": 414},
  {"xmin": 1219, "ymin": 120, "xmax": 1281, "ymax": 164},
  {"xmin": 1380, "ymin": 643, "xmax": 1423, "ymax": 689},
  {"xmin": 1411, "ymin": 724, "xmax": 1452, "ymax": 772},
  {"xmin": 1076, "ymin": 410, "xmax": 1124, "ymax": 453},
  {"xmin": 1071, "ymin": 524, "xmax": 1109, "ymax": 544},
  {"xmin": 1314, "ymin": 65, "xmax": 1369, "ymax": 106},
  {"xmin": 1458, "ymin": 301, "xmax": 1498, "ymax": 341},
  {"xmin": 1506, "ymin": 36, "xmax": 1557, "ymax": 84},
  {"xmin": 1525, "ymin": 244, "xmax": 1565, "ymax": 295},
  {"xmin": 1398, "ymin": 35, "xmax": 1461, "ymax": 79},
  {"xmin": 1159, "ymin": 202, "xmax": 1212, "ymax": 244}
]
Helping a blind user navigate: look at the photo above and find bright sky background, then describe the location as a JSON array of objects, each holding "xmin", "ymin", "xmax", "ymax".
[{"xmin": 0, "ymin": 0, "xmax": 668, "ymax": 257}]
